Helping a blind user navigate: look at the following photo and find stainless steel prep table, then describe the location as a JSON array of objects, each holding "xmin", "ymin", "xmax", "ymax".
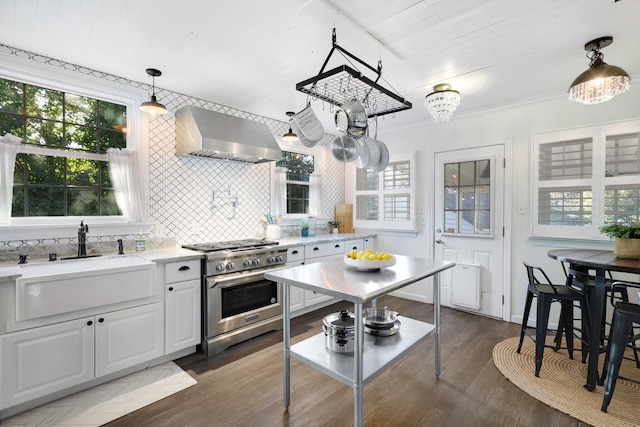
[{"xmin": 265, "ymin": 255, "xmax": 455, "ymax": 427}]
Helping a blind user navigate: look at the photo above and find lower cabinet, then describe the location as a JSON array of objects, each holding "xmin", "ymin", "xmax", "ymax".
[
  {"xmin": 1, "ymin": 302, "xmax": 163, "ymax": 409},
  {"xmin": 165, "ymin": 279, "xmax": 201, "ymax": 354}
]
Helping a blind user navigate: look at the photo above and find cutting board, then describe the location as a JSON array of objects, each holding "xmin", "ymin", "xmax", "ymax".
[{"xmin": 335, "ymin": 204, "xmax": 353, "ymax": 233}]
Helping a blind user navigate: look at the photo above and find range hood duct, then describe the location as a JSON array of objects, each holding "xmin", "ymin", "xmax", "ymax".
[{"xmin": 176, "ymin": 106, "xmax": 282, "ymax": 163}]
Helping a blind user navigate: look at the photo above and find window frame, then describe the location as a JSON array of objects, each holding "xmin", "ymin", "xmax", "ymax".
[
  {"xmin": 271, "ymin": 142, "xmax": 324, "ymax": 220},
  {"xmin": 531, "ymin": 119, "xmax": 640, "ymax": 240},
  {"xmin": 0, "ymin": 53, "xmax": 150, "ymax": 240},
  {"xmin": 353, "ymin": 151, "xmax": 416, "ymax": 231}
]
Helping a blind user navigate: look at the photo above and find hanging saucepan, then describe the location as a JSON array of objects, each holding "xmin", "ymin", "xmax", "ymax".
[
  {"xmin": 323, "ymin": 310, "xmax": 355, "ymax": 353},
  {"xmin": 331, "ymin": 134, "xmax": 361, "ymax": 163},
  {"xmin": 291, "ymin": 122, "xmax": 317, "ymax": 148},
  {"xmin": 352, "ymin": 137, "xmax": 370, "ymax": 169},
  {"xmin": 335, "ymin": 98, "xmax": 368, "ymax": 137},
  {"xmin": 364, "ymin": 137, "xmax": 381, "ymax": 169},
  {"xmin": 375, "ymin": 140, "xmax": 390, "ymax": 171}
]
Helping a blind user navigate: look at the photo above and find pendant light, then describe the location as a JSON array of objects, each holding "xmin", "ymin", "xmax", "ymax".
[
  {"xmin": 282, "ymin": 111, "xmax": 299, "ymax": 143},
  {"xmin": 568, "ymin": 36, "xmax": 631, "ymax": 105},
  {"xmin": 424, "ymin": 83, "xmax": 460, "ymax": 122},
  {"xmin": 139, "ymin": 68, "xmax": 168, "ymax": 115}
]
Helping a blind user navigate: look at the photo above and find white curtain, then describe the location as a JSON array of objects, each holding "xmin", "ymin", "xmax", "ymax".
[
  {"xmin": 273, "ymin": 166, "xmax": 287, "ymax": 217},
  {"xmin": 107, "ymin": 148, "xmax": 145, "ymax": 222},
  {"xmin": 0, "ymin": 133, "xmax": 22, "ymax": 224},
  {"xmin": 309, "ymin": 172, "xmax": 323, "ymax": 217}
]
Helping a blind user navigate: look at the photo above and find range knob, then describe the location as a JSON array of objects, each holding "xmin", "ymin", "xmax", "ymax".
[
  {"xmin": 276, "ymin": 255, "xmax": 284, "ymax": 263},
  {"xmin": 216, "ymin": 263, "xmax": 225, "ymax": 272},
  {"xmin": 267, "ymin": 256, "xmax": 275, "ymax": 264},
  {"xmin": 253, "ymin": 258, "xmax": 261, "ymax": 266},
  {"xmin": 226, "ymin": 262, "xmax": 235, "ymax": 271},
  {"xmin": 243, "ymin": 259, "xmax": 253, "ymax": 268}
]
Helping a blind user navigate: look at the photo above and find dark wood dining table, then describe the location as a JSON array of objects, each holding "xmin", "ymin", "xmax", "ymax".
[{"xmin": 547, "ymin": 248, "xmax": 640, "ymax": 391}]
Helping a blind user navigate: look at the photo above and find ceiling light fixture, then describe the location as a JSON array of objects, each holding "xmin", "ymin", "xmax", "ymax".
[
  {"xmin": 568, "ymin": 36, "xmax": 630, "ymax": 105},
  {"xmin": 139, "ymin": 68, "xmax": 168, "ymax": 115},
  {"xmin": 424, "ymin": 83, "xmax": 460, "ymax": 122},
  {"xmin": 282, "ymin": 112, "xmax": 299, "ymax": 143}
]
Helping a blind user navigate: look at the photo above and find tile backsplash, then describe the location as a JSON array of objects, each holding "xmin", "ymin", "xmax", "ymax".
[{"xmin": 0, "ymin": 45, "xmax": 345, "ymax": 255}]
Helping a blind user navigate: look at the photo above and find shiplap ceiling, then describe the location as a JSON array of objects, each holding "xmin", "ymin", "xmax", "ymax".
[{"xmin": 0, "ymin": 0, "xmax": 638, "ymax": 133}]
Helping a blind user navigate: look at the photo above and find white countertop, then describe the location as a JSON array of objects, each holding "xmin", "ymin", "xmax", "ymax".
[
  {"xmin": 266, "ymin": 255, "xmax": 455, "ymax": 304},
  {"xmin": 275, "ymin": 233, "xmax": 375, "ymax": 248}
]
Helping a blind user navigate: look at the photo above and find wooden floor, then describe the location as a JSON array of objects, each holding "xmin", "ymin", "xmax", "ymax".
[{"xmin": 105, "ymin": 296, "xmax": 586, "ymax": 427}]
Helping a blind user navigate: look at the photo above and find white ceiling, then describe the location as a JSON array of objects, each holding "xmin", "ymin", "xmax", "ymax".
[{"xmin": 1, "ymin": 0, "xmax": 638, "ymax": 133}]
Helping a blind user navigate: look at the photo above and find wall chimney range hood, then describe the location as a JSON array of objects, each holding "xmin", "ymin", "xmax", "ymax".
[{"xmin": 176, "ymin": 106, "xmax": 282, "ymax": 163}]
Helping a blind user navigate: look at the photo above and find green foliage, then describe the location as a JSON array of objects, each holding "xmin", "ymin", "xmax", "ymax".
[
  {"xmin": 300, "ymin": 218, "xmax": 309, "ymax": 230},
  {"xmin": 599, "ymin": 223, "xmax": 640, "ymax": 239},
  {"xmin": 328, "ymin": 220, "xmax": 341, "ymax": 228}
]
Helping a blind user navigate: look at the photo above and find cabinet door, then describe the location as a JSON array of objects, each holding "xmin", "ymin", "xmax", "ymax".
[
  {"xmin": 165, "ymin": 279, "xmax": 201, "ymax": 354},
  {"xmin": 285, "ymin": 260, "xmax": 305, "ymax": 313},
  {"xmin": 364, "ymin": 237, "xmax": 375, "ymax": 251},
  {"xmin": 344, "ymin": 239, "xmax": 364, "ymax": 253},
  {"xmin": 95, "ymin": 303, "xmax": 164, "ymax": 377},
  {"xmin": 1, "ymin": 317, "xmax": 94, "ymax": 409}
]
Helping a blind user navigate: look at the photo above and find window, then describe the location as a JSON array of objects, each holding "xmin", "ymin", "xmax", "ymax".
[
  {"xmin": 1, "ymin": 77, "xmax": 127, "ymax": 218},
  {"xmin": 532, "ymin": 120, "xmax": 640, "ymax": 239},
  {"xmin": 276, "ymin": 150, "xmax": 314, "ymax": 214},
  {"xmin": 354, "ymin": 151, "xmax": 416, "ymax": 230},
  {"xmin": 443, "ymin": 159, "xmax": 491, "ymax": 235}
]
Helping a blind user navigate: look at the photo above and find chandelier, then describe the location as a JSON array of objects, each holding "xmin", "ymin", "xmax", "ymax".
[
  {"xmin": 424, "ymin": 84, "xmax": 460, "ymax": 122},
  {"xmin": 568, "ymin": 36, "xmax": 630, "ymax": 105}
]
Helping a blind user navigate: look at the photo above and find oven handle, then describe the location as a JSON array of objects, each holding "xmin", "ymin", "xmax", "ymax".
[{"xmin": 208, "ymin": 267, "xmax": 284, "ymax": 289}]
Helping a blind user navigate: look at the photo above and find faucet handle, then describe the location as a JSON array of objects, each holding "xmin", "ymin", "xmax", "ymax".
[{"xmin": 19, "ymin": 254, "xmax": 28, "ymax": 264}]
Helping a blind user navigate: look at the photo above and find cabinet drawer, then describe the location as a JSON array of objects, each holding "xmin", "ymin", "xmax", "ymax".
[
  {"xmin": 164, "ymin": 259, "xmax": 201, "ymax": 284},
  {"xmin": 343, "ymin": 239, "xmax": 364, "ymax": 253},
  {"xmin": 305, "ymin": 241, "xmax": 344, "ymax": 259},
  {"xmin": 287, "ymin": 246, "xmax": 304, "ymax": 263}
]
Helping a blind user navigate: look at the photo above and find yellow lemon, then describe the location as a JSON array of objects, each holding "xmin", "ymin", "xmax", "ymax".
[
  {"xmin": 348, "ymin": 250, "xmax": 357, "ymax": 259},
  {"xmin": 382, "ymin": 254, "xmax": 393, "ymax": 261}
]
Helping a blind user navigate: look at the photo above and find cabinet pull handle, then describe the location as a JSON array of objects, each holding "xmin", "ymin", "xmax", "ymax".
[
  {"xmin": 292, "ymin": 250, "xmax": 299, "ymax": 254},
  {"xmin": 87, "ymin": 320, "xmax": 93, "ymax": 326},
  {"xmin": 313, "ymin": 247, "xmax": 319, "ymax": 251},
  {"xmin": 335, "ymin": 244, "xmax": 341, "ymax": 248},
  {"xmin": 98, "ymin": 318, "xmax": 104, "ymax": 323},
  {"xmin": 352, "ymin": 246, "xmax": 357, "ymax": 250},
  {"xmin": 169, "ymin": 286, "xmax": 174, "ymax": 291},
  {"xmin": 178, "ymin": 266, "xmax": 190, "ymax": 271}
]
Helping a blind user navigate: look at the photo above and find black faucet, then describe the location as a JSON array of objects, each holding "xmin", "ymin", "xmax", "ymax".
[{"xmin": 78, "ymin": 220, "xmax": 88, "ymax": 257}]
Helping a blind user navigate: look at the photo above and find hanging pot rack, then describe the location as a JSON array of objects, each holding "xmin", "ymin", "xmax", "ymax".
[{"xmin": 296, "ymin": 29, "xmax": 412, "ymax": 118}]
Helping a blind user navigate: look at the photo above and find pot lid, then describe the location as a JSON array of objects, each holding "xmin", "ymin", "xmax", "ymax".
[{"xmin": 324, "ymin": 310, "xmax": 355, "ymax": 328}]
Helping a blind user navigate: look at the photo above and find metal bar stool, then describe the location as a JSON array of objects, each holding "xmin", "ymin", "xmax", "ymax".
[
  {"xmin": 518, "ymin": 262, "xmax": 591, "ymax": 377},
  {"xmin": 599, "ymin": 281, "xmax": 640, "ymax": 413}
]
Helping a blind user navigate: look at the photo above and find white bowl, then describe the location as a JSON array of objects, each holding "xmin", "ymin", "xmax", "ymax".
[{"xmin": 344, "ymin": 255, "xmax": 396, "ymax": 271}]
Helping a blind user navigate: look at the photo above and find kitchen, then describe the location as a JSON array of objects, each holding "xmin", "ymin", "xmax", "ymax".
[{"xmin": 1, "ymin": 1, "xmax": 640, "ymax": 425}]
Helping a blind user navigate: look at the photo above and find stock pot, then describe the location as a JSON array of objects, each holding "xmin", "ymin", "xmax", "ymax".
[{"xmin": 323, "ymin": 310, "xmax": 355, "ymax": 353}]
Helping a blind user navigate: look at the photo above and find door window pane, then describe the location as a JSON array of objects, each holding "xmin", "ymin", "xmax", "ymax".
[{"xmin": 443, "ymin": 159, "xmax": 492, "ymax": 235}]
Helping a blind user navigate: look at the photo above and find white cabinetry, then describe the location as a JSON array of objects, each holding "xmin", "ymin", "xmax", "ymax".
[
  {"xmin": 164, "ymin": 259, "xmax": 202, "ymax": 354},
  {"xmin": 1, "ymin": 303, "xmax": 162, "ymax": 409}
]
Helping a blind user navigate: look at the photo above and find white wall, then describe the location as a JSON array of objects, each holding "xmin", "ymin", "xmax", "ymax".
[{"xmin": 355, "ymin": 88, "xmax": 640, "ymax": 323}]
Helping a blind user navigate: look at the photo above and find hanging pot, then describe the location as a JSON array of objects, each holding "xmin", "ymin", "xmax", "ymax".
[
  {"xmin": 353, "ymin": 137, "xmax": 370, "ymax": 169},
  {"xmin": 323, "ymin": 310, "xmax": 355, "ymax": 353},
  {"xmin": 331, "ymin": 134, "xmax": 361, "ymax": 163},
  {"xmin": 375, "ymin": 140, "xmax": 390, "ymax": 171},
  {"xmin": 335, "ymin": 99, "xmax": 368, "ymax": 137}
]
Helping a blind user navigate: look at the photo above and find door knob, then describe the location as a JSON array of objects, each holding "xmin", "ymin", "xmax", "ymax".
[{"xmin": 435, "ymin": 239, "xmax": 445, "ymax": 245}]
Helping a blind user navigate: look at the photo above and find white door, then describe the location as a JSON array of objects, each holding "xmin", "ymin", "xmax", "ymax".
[
  {"xmin": 165, "ymin": 279, "xmax": 202, "ymax": 354},
  {"xmin": 434, "ymin": 145, "xmax": 505, "ymax": 319}
]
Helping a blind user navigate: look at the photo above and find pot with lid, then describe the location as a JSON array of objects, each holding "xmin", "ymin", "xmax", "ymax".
[{"xmin": 323, "ymin": 310, "xmax": 355, "ymax": 353}]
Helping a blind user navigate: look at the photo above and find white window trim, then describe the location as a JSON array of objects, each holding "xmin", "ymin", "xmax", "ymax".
[
  {"xmin": 270, "ymin": 141, "xmax": 324, "ymax": 220},
  {"xmin": 0, "ymin": 51, "xmax": 151, "ymax": 240},
  {"xmin": 352, "ymin": 150, "xmax": 417, "ymax": 232},
  {"xmin": 531, "ymin": 119, "xmax": 640, "ymax": 240}
]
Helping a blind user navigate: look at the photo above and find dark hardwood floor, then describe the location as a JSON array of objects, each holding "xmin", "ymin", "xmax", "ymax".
[{"xmin": 105, "ymin": 296, "xmax": 586, "ymax": 427}]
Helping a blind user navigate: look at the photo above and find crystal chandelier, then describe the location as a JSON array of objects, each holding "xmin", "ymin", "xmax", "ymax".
[
  {"xmin": 568, "ymin": 36, "xmax": 630, "ymax": 105},
  {"xmin": 424, "ymin": 84, "xmax": 460, "ymax": 122}
]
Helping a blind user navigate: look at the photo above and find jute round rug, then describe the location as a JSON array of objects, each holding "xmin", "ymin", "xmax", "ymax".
[{"xmin": 493, "ymin": 336, "xmax": 640, "ymax": 427}]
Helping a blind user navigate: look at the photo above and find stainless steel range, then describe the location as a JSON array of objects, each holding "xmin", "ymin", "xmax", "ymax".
[{"xmin": 182, "ymin": 239, "xmax": 287, "ymax": 355}]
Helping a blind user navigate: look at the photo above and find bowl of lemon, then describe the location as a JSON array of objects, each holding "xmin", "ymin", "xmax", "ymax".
[{"xmin": 344, "ymin": 249, "xmax": 396, "ymax": 271}]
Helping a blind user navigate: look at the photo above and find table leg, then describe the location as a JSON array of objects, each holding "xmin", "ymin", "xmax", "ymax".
[
  {"xmin": 283, "ymin": 284, "xmax": 291, "ymax": 410},
  {"xmin": 434, "ymin": 272, "xmax": 441, "ymax": 378},
  {"xmin": 354, "ymin": 302, "xmax": 364, "ymax": 427},
  {"xmin": 584, "ymin": 267, "xmax": 607, "ymax": 391}
]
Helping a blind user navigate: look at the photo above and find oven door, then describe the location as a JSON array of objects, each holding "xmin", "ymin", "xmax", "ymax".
[{"xmin": 206, "ymin": 269, "xmax": 283, "ymax": 337}]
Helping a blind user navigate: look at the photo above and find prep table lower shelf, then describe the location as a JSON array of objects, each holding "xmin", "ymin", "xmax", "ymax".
[{"xmin": 290, "ymin": 316, "xmax": 435, "ymax": 387}]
